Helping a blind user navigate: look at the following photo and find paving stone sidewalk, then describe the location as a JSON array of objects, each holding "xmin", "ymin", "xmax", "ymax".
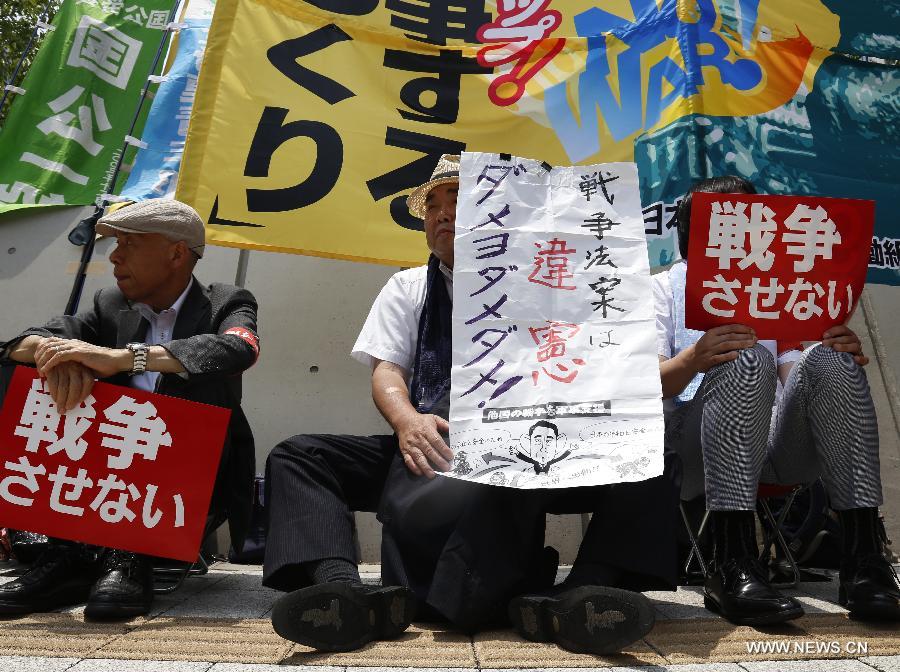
[{"xmin": 0, "ymin": 561, "xmax": 896, "ymax": 671}]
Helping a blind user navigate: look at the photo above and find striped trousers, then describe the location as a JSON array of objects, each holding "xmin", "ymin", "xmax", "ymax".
[{"xmin": 666, "ymin": 343, "xmax": 882, "ymax": 511}]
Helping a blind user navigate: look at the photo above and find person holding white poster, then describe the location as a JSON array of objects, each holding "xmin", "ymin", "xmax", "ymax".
[
  {"xmin": 265, "ymin": 154, "xmax": 680, "ymax": 654},
  {"xmin": 654, "ymin": 175, "xmax": 898, "ymax": 625}
]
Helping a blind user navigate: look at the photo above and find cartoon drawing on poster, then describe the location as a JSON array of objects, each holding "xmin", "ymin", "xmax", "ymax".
[
  {"xmin": 515, "ymin": 420, "xmax": 568, "ymax": 475},
  {"xmin": 447, "ymin": 152, "xmax": 664, "ymax": 489}
]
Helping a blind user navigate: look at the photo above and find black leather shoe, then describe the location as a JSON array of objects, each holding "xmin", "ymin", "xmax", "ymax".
[
  {"xmin": 0, "ymin": 546, "xmax": 96, "ymax": 615},
  {"xmin": 271, "ymin": 582, "xmax": 415, "ymax": 651},
  {"xmin": 83, "ymin": 550, "xmax": 153, "ymax": 620},
  {"xmin": 508, "ymin": 585, "xmax": 655, "ymax": 654},
  {"xmin": 839, "ymin": 553, "xmax": 900, "ymax": 621},
  {"xmin": 704, "ymin": 557, "xmax": 804, "ymax": 625}
]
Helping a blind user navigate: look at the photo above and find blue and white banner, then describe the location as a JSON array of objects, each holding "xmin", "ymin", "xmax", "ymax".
[{"xmin": 118, "ymin": 0, "xmax": 213, "ymax": 201}]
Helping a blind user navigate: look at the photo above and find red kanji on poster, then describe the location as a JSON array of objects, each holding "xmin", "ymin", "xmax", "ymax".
[
  {"xmin": 0, "ymin": 367, "xmax": 230, "ymax": 561},
  {"xmin": 685, "ymin": 193, "xmax": 874, "ymax": 340}
]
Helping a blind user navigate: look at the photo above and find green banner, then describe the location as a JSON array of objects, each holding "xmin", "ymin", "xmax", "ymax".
[{"xmin": 0, "ymin": 0, "xmax": 174, "ymax": 208}]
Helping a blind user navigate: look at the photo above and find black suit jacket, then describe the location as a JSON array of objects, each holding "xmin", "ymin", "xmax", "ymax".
[{"xmin": 1, "ymin": 278, "xmax": 259, "ymax": 550}]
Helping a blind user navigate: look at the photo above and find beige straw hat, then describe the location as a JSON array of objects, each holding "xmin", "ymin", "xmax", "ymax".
[{"xmin": 406, "ymin": 154, "xmax": 460, "ymax": 219}]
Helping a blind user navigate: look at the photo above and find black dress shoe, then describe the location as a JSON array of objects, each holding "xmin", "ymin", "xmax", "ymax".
[
  {"xmin": 508, "ymin": 585, "xmax": 655, "ymax": 654},
  {"xmin": 704, "ymin": 556, "xmax": 804, "ymax": 625},
  {"xmin": 0, "ymin": 546, "xmax": 96, "ymax": 615},
  {"xmin": 84, "ymin": 550, "xmax": 153, "ymax": 620},
  {"xmin": 839, "ymin": 553, "xmax": 900, "ymax": 621},
  {"xmin": 271, "ymin": 582, "xmax": 415, "ymax": 652}
]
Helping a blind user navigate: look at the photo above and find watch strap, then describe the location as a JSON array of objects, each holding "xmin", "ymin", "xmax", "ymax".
[{"xmin": 126, "ymin": 342, "xmax": 149, "ymax": 375}]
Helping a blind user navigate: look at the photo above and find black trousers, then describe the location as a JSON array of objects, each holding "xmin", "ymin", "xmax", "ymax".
[
  {"xmin": 263, "ymin": 433, "xmax": 397, "ymax": 590},
  {"xmin": 263, "ymin": 432, "xmax": 680, "ymax": 631}
]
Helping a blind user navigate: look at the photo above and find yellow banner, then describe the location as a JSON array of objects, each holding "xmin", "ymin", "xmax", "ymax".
[{"xmin": 177, "ymin": 0, "xmax": 838, "ymax": 266}]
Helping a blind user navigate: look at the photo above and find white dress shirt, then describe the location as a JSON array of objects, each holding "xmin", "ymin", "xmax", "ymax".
[
  {"xmin": 130, "ymin": 278, "xmax": 193, "ymax": 391},
  {"xmin": 351, "ymin": 262, "xmax": 452, "ymax": 374}
]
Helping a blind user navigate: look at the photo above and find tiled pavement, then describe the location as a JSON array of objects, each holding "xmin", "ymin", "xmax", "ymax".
[
  {"xmin": 3, "ymin": 655, "xmax": 900, "ymax": 671},
  {"xmin": 0, "ymin": 561, "xmax": 897, "ymax": 671}
]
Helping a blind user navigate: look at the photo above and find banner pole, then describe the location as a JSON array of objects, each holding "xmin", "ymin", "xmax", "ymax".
[
  {"xmin": 63, "ymin": 0, "xmax": 181, "ymax": 315},
  {"xmin": 234, "ymin": 249, "xmax": 250, "ymax": 288}
]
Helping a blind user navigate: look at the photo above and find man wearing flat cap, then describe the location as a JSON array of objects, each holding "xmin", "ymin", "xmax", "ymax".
[
  {"xmin": 263, "ymin": 156, "xmax": 677, "ymax": 655},
  {"xmin": 0, "ymin": 198, "xmax": 260, "ymax": 619}
]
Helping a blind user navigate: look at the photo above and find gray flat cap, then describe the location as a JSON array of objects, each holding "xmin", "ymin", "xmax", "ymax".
[{"xmin": 96, "ymin": 198, "xmax": 206, "ymax": 258}]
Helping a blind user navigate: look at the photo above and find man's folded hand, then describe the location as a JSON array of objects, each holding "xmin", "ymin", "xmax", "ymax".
[
  {"xmin": 395, "ymin": 413, "xmax": 453, "ymax": 479},
  {"xmin": 44, "ymin": 360, "xmax": 96, "ymax": 412},
  {"xmin": 35, "ymin": 336, "xmax": 128, "ymax": 379}
]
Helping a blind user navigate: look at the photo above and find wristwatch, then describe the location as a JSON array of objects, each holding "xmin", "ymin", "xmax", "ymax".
[{"xmin": 126, "ymin": 342, "xmax": 150, "ymax": 375}]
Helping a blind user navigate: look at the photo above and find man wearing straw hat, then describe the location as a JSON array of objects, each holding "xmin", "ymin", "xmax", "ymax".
[
  {"xmin": 264, "ymin": 155, "xmax": 679, "ymax": 654},
  {"xmin": 0, "ymin": 198, "xmax": 260, "ymax": 619}
]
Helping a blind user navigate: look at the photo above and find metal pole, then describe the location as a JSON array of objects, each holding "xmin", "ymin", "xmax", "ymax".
[
  {"xmin": 0, "ymin": 29, "xmax": 41, "ymax": 123},
  {"xmin": 63, "ymin": 0, "xmax": 181, "ymax": 315},
  {"xmin": 234, "ymin": 249, "xmax": 250, "ymax": 288},
  {"xmin": 63, "ymin": 206, "xmax": 101, "ymax": 316},
  {"xmin": 0, "ymin": 0, "xmax": 56, "ymax": 130}
]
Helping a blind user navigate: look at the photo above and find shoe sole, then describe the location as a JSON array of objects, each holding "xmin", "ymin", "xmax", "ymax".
[
  {"xmin": 839, "ymin": 588, "xmax": 900, "ymax": 621},
  {"xmin": 0, "ymin": 583, "xmax": 92, "ymax": 616},
  {"xmin": 271, "ymin": 584, "xmax": 414, "ymax": 652},
  {"xmin": 703, "ymin": 594, "xmax": 804, "ymax": 626},
  {"xmin": 846, "ymin": 602, "xmax": 900, "ymax": 621},
  {"xmin": 84, "ymin": 600, "xmax": 152, "ymax": 620},
  {"xmin": 509, "ymin": 586, "xmax": 655, "ymax": 655},
  {"xmin": 0, "ymin": 600, "xmax": 49, "ymax": 616}
]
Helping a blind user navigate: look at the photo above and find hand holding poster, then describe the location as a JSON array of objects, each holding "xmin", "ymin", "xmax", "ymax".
[
  {"xmin": 0, "ymin": 367, "xmax": 229, "ymax": 561},
  {"xmin": 448, "ymin": 153, "xmax": 664, "ymax": 490},
  {"xmin": 684, "ymin": 193, "xmax": 874, "ymax": 340}
]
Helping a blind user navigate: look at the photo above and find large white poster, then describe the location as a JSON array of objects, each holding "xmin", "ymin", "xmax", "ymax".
[{"xmin": 447, "ymin": 152, "xmax": 664, "ymax": 489}]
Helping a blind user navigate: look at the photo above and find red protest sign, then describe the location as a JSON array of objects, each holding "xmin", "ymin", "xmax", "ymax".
[
  {"xmin": 685, "ymin": 193, "xmax": 874, "ymax": 340},
  {"xmin": 0, "ymin": 367, "xmax": 230, "ymax": 561}
]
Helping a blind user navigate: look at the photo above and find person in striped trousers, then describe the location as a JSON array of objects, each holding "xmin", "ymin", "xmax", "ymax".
[{"xmin": 654, "ymin": 175, "xmax": 899, "ymax": 624}]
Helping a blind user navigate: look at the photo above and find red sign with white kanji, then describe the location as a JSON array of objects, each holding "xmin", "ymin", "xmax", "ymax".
[
  {"xmin": 685, "ymin": 193, "xmax": 874, "ymax": 340},
  {"xmin": 0, "ymin": 367, "xmax": 230, "ymax": 561}
]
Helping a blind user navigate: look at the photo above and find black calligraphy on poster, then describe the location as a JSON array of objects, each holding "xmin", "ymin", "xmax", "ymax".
[{"xmin": 448, "ymin": 152, "xmax": 664, "ymax": 489}]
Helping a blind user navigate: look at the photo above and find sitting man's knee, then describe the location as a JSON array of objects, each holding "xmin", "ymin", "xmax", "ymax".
[
  {"xmin": 267, "ymin": 439, "xmax": 295, "ymax": 465},
  {"xmin": 799, "ymin": 343, "xmax": 866, "ymax": 392},
  {"xmin": 266, "ymin": 435, "xmax": 322, "ymax": 475},
  {"xmin": 804, "ymin": 342, "xmax": 858, "ymax": 370},
  {"xmin": 731, "ymin": 343, "xmax": 776, "ymax": 380}
]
